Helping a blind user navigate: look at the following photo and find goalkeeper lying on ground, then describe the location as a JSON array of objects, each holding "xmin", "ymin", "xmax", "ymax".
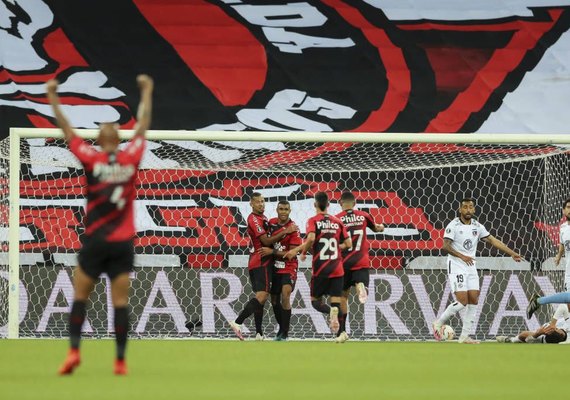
[{"xmin": 496, "ymin": 304, "xmax": 569, "ymax": 344}]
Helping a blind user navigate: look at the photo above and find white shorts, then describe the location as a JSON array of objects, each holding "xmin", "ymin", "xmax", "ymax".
[
  {"xmin": 565, "ymin": 275, "xmax": 570, "ymax": 292},
  {"xmin": 448, "ymin": 271, "xmax": 480, "ymax": 292}
]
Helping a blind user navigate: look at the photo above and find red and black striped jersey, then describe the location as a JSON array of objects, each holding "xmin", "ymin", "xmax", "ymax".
[
  {"xmin": 336, "ymin": 209, "xmax": 376, "ymax": 271},
  {"xmin": 247, "ymin": 212, "xmax": 270, "ymax": 270},
  {"xmin": 268, "ymin": 218, "xmax": 303, "ymax": 274},
  {"xmin": 305, "ymin": 213, "xmax": 348, "ymax": 278},
  {"xmin": 69, "ymin": 135, "xmax": 145, "ymax": 242}
]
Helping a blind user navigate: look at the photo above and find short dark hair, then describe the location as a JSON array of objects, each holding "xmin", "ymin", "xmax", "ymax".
[
  {"xmin": 563, "ymin": 199, "xmax": 570, "ymax": 208},
  {"xmin": 250, "ymin": 192, "xmax": 263, "ymax": 201},
  {"xmin": 340, "ymin": 192, "xmax": 356, "ymax": 203},
  {"xmin": 315, "ymin": 191, "xmax": 329, "ymax": 211},
  {"xmin": 460, "ymin": 197, "xmax": 475, "ymax": 205},
  {"xmin": 545, "ymin": 329, "xmax": 567, "ymax": 344},
  {"xmin": 277, "ymin": 200, "xmax": 290, "ymax": 207}
]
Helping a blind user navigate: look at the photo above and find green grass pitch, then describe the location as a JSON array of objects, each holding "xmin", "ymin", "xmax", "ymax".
[{"xmin": 1, "ymin": 339, "xmax": 566, "ymax": 400}]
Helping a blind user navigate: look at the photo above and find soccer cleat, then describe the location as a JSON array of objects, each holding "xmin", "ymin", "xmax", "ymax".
[
  {"xmin": 329, "ymin": 307, "xmax": 340, "ymax": 333},
  {"xmin": 458, "ymin": 336, "xmax": 480, "ymax": 344},
  {"xmin": 356, "ymin": 282, "xmax": 368, "ymax": 304},
  {"xmin": 273, "ymin": 335, "xmax": 288, "ymax": 342},
  {"xmin": 229, "ymin": 321, "xmax": 244, "ymax": 341},
  {"xmin": 335, "ymin": 331, "xmax": 349, "ymax": 344},
  {"xmin": 255, "ymin": 333, "xmax": 265, "ymax": 341},
  {"xmin": 526, "ymin": 293, "xmax": 540, "ymax": 319},
  {"xmin": 58, "ymin": 349, "xmax": 81, "ymax": 375},
  {"xmin": 432, "ymin": 321, "xmax": 443, "ymax": 341},
  {"xmin": 496, "ymin": 336, "xmax": 511, "ymax": 343},
  {"xmin": 114, "ymin": 359, "xmax": 128, "ymax": 375}
]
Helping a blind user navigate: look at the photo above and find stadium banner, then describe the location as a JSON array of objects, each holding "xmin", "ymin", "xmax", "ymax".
[{"xmin": 0, "ymin": 265, "xmax": 563, "ymax": 340}]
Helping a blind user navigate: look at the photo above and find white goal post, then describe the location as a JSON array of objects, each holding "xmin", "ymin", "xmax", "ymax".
[{"xmin": 2, "ymin": 128, "xmax": 570, "ymax": 340}]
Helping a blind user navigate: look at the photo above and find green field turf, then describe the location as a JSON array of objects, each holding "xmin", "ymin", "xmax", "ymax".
[{"xmin": 0, "ymin": 339, "xmax": 566, "ymax": 400}]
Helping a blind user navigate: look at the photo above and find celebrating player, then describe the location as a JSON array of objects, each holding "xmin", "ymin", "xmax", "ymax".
[
  {"xmin": 285, "ymin": 192, "xmax": 351, "ymax": 341},
  {"xmin": 433, "ymin": 198, "xmax": 522, "ymax": 344},
  {"xmin": 259, "ymin": 201, "xmax": 302, "ymax": 341},
  {"xmin": 230, "ymin": 193, "xmax": 297, "ymax": 340},
  {"xmin": 335, "ymin": 192, "xmax": 384, "ymax": 342},
  {"xmin": 48, "ymin": 74, "xmax": 154, "ymax": 375},
  {"xmin": 526, "ymin": 199, "xmax": 570, "ymax": 318},
  {"xmin": 497, "ymin": 304, "xmax": 568, "ymax": 344}
]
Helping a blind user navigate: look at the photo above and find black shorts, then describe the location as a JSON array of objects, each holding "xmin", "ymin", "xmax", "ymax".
[
  {"xmin": 310, "ymin": 276, "xmax": 343, "ymax": 298},
  {"xmin": 249, "ymin": 266, "xmax": 271, "ymax": 293},
  {"xmin": 78, "ymin": 238, "xmax": 134, "ymax": 280},
  {"xmin": 270, "ymin": 272, "xmax": 296, "ymax": 295},
  {"xmin": 342, "ymin": 268, "xmax": 370, "ymax": 291}
]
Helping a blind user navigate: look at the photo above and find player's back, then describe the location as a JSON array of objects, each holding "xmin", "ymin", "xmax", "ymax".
[
  {"xmin": 306, "ymin": 213, "xmax": 347, "ymax": 278},
  {"xmin": 336, "ymin": 209, "xmax": 375, "ymax": 270}
]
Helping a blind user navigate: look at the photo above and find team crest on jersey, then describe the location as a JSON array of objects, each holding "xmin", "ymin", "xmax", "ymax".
[{"xmin": 463, "ymin": 239, "xmax": 474, "ymax": 250}]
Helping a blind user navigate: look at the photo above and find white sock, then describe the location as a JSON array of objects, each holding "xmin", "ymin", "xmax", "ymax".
[
  {"xmin": 511, "ymin": 336, "xmax": 523, "ymax": 343},
  {"xmin": 437, "ymin": 301, "xmax": 465, "ymax": 325},
  {"xmin": 460, "ymin": 304, "xmax": 477, "ymax": 338}
]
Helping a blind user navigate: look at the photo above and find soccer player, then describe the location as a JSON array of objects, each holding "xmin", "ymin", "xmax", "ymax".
[
  {"xmin": 526, "ymin": 199, "xmax": 570, "ymax": 318},
  {"xmin": 259, "ymin": 200, "xmax": 302, "ymax": 341},
  {"xmin": 47, "ymin": 74, "xmax": 154, "ymax": 375},
  {"xmin": 497, "ymin": 304, "xmax": 568, "ymax": 344},
  {"xmin": 285, "ymin": 192, "xmax": 352, "ymax": 341},
  {"xmin": 335, "ymin": 192, "xmax": 384, "ymax": 342},
  {"xmin": 230, "ymin": 193, "xmax": 297, "ymax": 340},
  {"xmin": 433, "ymin": 198, "xmax": 522, "ymax": 344}
]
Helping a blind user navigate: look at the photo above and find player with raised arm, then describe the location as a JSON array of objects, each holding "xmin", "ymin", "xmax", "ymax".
[
  {"xmin": 48, "ymin": 74, "xmax": 153, "ymax": 375},
  {"xmin": 335, "ymin": 192, "xmax": 384, "ymax": 342},
  {"xmin": 497, "ymin": 304, "xmax": 569, "ymax": 344},
  {"xmin": 259, "ymin": 201, "xmax": 302, "ymax": 341},
  {"xmin": 230, "ymin": 193, "xmax": 297, "ymax": 340},
  {"xmin": 285, "ymin": 192, "xmax": 352, "ymax": 341},
  {"xmin": 526, "ymin": 199, "xmax": 570, "ymax": 318},
  {"xmin": 433, "ymin": 198, "xmax": 522, "ymax": 344}
]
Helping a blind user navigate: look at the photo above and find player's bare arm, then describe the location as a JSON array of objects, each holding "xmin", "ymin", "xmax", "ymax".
[
  {"xmin": 285, "ymin": 232, "xmax": 314, "ymax": 260},
  {"xmin": 555, "ymin": 243, "xmax": 564, "ymax": 266},
  {"xmin": 482, "ymin": 235, "xmax": 522, "ymax": 261},
  {"xmin": 46, "ymin": 79, "xmax": 76, "ymax": 142},
  {"xmin": 442, "ymin": 238, "xmax": 475, "ymax": 265},
  {"xmin": 373, "ymin": 223, "xmax": 385, "ymax": 232},
  {"xmin": 133, "ymin": 74, "xmax": 154, "ymax": 138},
  {"xmin": 339, "ymin": 237, "xmax": 352, "ymax": 251}
]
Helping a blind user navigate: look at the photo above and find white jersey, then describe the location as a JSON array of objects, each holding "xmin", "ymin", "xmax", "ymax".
[
  {"xmin": 553, "ymin": 304, "xmax": 570, "ymax": 331},
  {"xmin": 443, "ymin": 217, "xmax": 490, "ymax": 272},
  {"xmin": 559, "ymin": 221, "xmax": 570, "ymax": 285}
]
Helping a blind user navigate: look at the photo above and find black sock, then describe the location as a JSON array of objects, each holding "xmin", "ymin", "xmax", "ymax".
[
  {"xmin": 254, "ymin": 304, "xmax": 264, "ymax": 335},
  {"xmin": 311, "ymin": 300, "xmax": 331, "ymax": 314},
  {"xmin": 236, "ymin": 298, "xmax": 262, "ymax": 324},
  {"xmin": 114, "ymin": 307, "xmax": 129, "ymax": 361},
  {"xmin": 281, "ymin": 309, "xmax": 292, "ymax": 338},
  {"xmin": 272, "ymin": 302, "xmax": 283, "ymax": 333},
  {"xmin": 69, "ymin": 301, "xmax": 86, "ymax": 350},
  {"xmin": 338, "ymin": 313, "xmax": 347, "ymax": 335}
]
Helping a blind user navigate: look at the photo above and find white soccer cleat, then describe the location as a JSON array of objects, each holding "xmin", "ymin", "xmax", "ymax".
[
  {"xmin": 458, "ymin": 336, "xmax": 480, "ymax": 344},
  {"xmin": 255, "ymin": 333, "xmax": 265, "ymax": 341},
  {"xmin": 229, "ymin": 321, "xmax": 244, "ymax": 341},
  {"xmin": 335, "ymin": 331, "xmax": 349, "ymax": 344},
  {"xmin": 356, "ymin": 282, "xmax": 368, "ymax": 304},
  {"xmin": 329, "ymin": 307, "xmax": 340, "ymax": 333},
  {"xmin": 496, "ymin": 335, "xmax": 510, "ymax": 343},
  {"xmin": 432, "ymin": 321, "xmax": 443, "ymax": 341}
]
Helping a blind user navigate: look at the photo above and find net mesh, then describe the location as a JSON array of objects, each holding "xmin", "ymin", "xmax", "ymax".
[{"xmin": 1, "ymin": 132, "xmax": 569, "ymax": 340}]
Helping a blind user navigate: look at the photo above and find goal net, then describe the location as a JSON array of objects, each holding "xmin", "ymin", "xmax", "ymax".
[{"xmin": 1, "ymin": 129, "xmax": 569, "ymax": 340}]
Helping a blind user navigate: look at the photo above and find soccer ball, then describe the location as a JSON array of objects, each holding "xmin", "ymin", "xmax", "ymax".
[{"xmin": 441, "ymin": 325, "xmax": 455, "ymax": 341}]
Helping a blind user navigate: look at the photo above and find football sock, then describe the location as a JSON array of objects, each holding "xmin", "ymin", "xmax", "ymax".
[
  {"xmin": 460, "ymin": 304, "xmax": 477, "ymax": 338},
  {"xmin": 69, "ymin": 301, "xmax": 86, "ymax": 350},
  {"xmin": 254, "ymin": 305, "xmax": 264, "ymax": 335},
  {"xmin": 236, "ymin": 298, "xmax": 262, "ymax": 324},
  {"xmin": 338, "ymin": 313, "xmax": 346, "ymax": 336},
  {"xmin": 512, "ymin": 336, "xmax": 523, "ymax": 343},
  {"xmin": 272, "ymin": 301, "xmax": 283, "ymax": 330},
  {"xmin": 114, "ymin": 307, "xmax": 129, "ymax": 361},
  {"xmin": 538, "ymin": 292, "xmax": 570, "ymax": 305},
  {"xmin": 281, "ymin": 309, "xmax": 292, "ymax": 337},
  {"xmin": 311, "ymin": 300, "xmax": 331, "ymax": 314},
  {"xmin": 437, "ymin": 301, "xmax": 465, "ymax": 325}
]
